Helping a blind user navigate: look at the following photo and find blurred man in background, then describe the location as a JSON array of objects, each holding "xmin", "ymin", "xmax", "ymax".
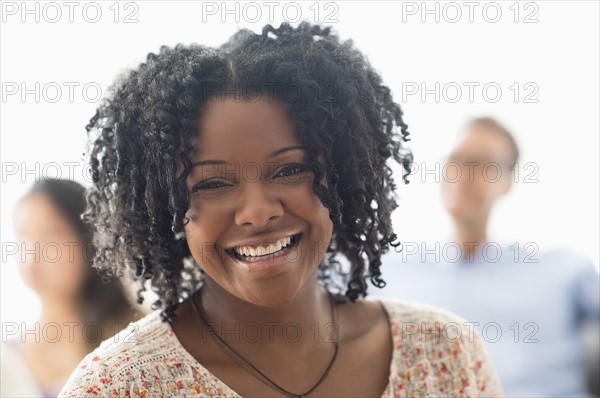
[{"xmin": 372, "ymin": 117, "xmax": 600, "ymax": 397}]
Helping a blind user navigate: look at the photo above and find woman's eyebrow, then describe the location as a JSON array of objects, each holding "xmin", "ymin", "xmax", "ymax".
[
  {"xmin": 191, "ymin": 145, "xmax": 307, "ymax": 167},
  {"xmin": 266, "ymin": 145, "xmax": 307, "ymax": 159},
  {"xmin": 191, "ymin": 159, "xmax": 225, "ymax": 168}
]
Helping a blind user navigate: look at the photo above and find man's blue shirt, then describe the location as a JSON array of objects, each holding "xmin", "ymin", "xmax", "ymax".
[{"xmin": 370, "ymin": 242, "xmax": 600, "ymax": 397}]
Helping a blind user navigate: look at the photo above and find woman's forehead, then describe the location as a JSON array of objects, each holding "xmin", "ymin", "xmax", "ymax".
[
  {"xmin": 13, "ymin": 194, "xmax": 67, "ymax": 234},
  {"xmin": 191, "ymin": 99, "xmax": 303, "ymax": 161}
]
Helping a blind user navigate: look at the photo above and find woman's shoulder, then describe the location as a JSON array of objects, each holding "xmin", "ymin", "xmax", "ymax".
[
  {"xmin": 85, "ymin": 309, "xmax": 172, "ymax": 365},
  {"xmin": 373, "ymin": 297, "xmax": 483, "ymax": 352},
  {"xmin": 1, "ymin": 339, "xmax": 45, "ymax": 397},
  {"xmin": 375, "ymin": 296, "xmax": 473, "ymax": 325},
  {"xmin": 371, "ymin": 297, "xmax": 505, "ymax": 397},
  {"xmin": 57, "ymin": 310, "xmax": 204, "ymax": 397}
]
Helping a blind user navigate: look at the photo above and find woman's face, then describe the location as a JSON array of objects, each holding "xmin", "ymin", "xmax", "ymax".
[
  {"xmin": 184, "ymin": 98, "xmax": 333, "ymax": 308},
  {"xmin": 13, "ymin": 194, "xmax": 88, "ymax": 300}
]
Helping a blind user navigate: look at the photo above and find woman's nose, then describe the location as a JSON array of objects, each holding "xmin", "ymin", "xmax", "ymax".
[{"xmin": 234, "ymin": 180, "xmax": 284, "ymax": 228}]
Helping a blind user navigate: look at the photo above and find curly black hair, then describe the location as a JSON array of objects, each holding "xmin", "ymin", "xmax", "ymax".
[{"xmin": 83, "ymin": 21, "xmax": 413, "ymax": 323}]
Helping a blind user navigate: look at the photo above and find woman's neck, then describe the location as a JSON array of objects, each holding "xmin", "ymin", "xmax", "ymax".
[
  {"xmin": 32, "ymin": 297, "xmax": 89, "ymax": 348},
  {"xmin": 39, "ymin": 302, "xmax": 79, "ymax": 324},
  {"xmin": 197, "ymin": 279, "xmax": 337, "ymax": 353}
]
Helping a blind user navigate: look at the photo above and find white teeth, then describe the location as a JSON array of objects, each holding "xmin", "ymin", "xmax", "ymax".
[{"xmin": 233, "ymin": 236, "xmax": 293, "ymax": 257}]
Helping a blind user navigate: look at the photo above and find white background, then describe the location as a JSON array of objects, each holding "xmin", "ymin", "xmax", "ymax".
[{"xmin": 1, "ymin": 0, "xmax": 598, "ymax": 325}]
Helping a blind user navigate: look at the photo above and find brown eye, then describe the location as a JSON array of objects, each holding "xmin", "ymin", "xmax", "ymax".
[
  {"xmin": 192, "ymin": 180, "xmax": 229, "ymax": 192},
  {"xmin": 275, "ymin": 164, "xmax": 310, "ymax": 179}
]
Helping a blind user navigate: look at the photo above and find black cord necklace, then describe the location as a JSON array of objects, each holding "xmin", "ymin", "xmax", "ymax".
[{"xmin": 191, "ymin": 289, "xmax": 339, "ymax": 398}]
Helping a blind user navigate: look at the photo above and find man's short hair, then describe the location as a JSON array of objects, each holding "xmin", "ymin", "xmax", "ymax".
[{"xmin": 468, "ymin": 117, "xmax": 520, "ymax": 171}]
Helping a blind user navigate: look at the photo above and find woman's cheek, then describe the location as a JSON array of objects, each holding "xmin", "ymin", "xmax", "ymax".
[
  {"xmin": 55, "ymin": 243, "xmax": 87, "ymax": 294},
  {"xmin": 184, "ymin": 211, "xmax": 223, "ymax": 270}
]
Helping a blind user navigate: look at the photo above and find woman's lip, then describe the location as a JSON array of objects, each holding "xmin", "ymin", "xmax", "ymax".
[{"xmin": 226, "ymin": 233, "xmax": 302, "ymax": 274}]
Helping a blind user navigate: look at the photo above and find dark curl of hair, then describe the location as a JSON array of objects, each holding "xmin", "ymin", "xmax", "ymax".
[{"xmin": 83, "ymin": 22, "xmax": 414, "ymax": 323}]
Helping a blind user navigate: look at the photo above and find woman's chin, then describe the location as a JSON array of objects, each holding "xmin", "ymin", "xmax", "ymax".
[{"xmin": 236, "ymin": 285, "xmax": 303, "ymax": 309}]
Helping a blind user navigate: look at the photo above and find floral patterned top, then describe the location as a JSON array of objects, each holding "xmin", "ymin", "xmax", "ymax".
[{"xmin": 58, "ymin": 298, "xmax": 504, "ymax": 397}]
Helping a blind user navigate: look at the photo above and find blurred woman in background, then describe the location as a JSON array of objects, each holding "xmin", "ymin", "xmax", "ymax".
[{"xmin": 1, "ymin": 179, "xmax": 142, "ymax": 397}]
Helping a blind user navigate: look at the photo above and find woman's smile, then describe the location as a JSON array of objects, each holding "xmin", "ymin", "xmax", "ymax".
[{"xmin": 225, "ymin": 232, "xmax": 303, "ymax": 274}]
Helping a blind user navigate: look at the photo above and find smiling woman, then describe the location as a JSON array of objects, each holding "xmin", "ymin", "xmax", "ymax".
[{"xmin": 58, "ymin": 22, "xmax": 504, "ymax": 397}]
